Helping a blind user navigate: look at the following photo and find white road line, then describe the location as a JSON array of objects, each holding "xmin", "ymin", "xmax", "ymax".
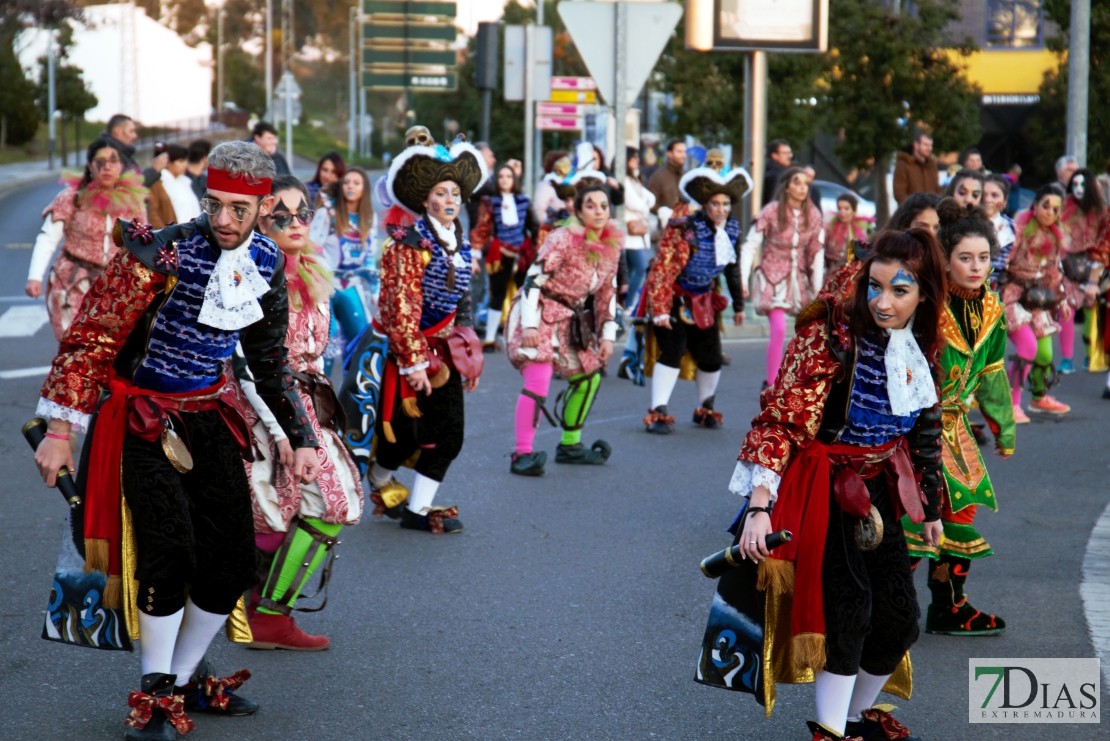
[
  {"xmin": 0, "ymin": 296, "xmax": 38, "ymax": 303},
  {"xmin": 0, "ymin": 366, "xmax": 52, "ymax": 380},
  {"xmin": 1081, "ymin": 498, "xmax": 1110, "ymax": 684},
  {"xmin": 0, "ymin": 304, "xmax": 49, "ymax": 337}
]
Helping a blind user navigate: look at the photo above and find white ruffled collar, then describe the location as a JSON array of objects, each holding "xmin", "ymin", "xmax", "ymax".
[
  {"xmin": 427, "ymin": 215, "xmax": 458, "ymax": 252},
  {"xmin": 713, "ymin": 221, "xmax": 737, "ymax": 267},
  {"xmin": 196, "ymin": 235, "xmax": 271, "ymax": 330},
  {"xmin": 499, "ymin": 192, "xmax": 519, "ymax": 226},
  {"xmin": 884, "ymin": 315, "xmax": 937, "ymax": 417}
]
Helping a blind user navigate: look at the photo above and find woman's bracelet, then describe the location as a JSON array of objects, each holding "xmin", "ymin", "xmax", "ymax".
[
  {"xmin": 44, "ymin": 432, "xmax": 70, "ymax": 441},
  {"xmin": 747, "ymin": 506, "xmax": 773, "ymax": 517}
]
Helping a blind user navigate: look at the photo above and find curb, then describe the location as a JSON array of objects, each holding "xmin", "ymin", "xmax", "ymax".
[{"xmin": 1080, "ymin": 497, "xmax": 1110, "ymax": 685}]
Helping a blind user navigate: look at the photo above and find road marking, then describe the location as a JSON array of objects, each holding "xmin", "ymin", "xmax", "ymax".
[
  {"xmin": 1081, "ymin": 498, "xmax": 1110, "ymax": 685},
  {"xmin": 0, "ymin": 304, "xmax": 49, "ymax": 337},
  {"xmin": 0, "ymin": 296, "xmax": 37, "ymax": 303},
  {"xmin": 0, "ymin": 366, "xmax": 51, "ymax": 379},
  {"xmin": 5, "ymin": 243, "xmax": 32, "ymax": 249}
]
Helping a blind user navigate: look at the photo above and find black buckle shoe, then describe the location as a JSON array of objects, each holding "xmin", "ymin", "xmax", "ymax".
[
  {"xmin": 400, "ymin": 505, "xmax": 463, "ymax": 533},
  {"xmin": 510, "ymin": 450, "xmax": 547, "ymax": 476},
  {"xmin": 176, "ymin": 657, "xmax": 258, "ymax": 716},
  {"xmin": 843, "ymin": 704, "xmax": 921, "ymax": 741},
  {"xmin": 125, "ymin": 673, "xmax": 193, "ymax": 741}
]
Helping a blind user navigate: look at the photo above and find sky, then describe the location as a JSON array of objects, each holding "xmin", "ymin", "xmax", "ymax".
[{"xmin": 456, "ymin": 0, "xmax": 512, "ymax": 35}]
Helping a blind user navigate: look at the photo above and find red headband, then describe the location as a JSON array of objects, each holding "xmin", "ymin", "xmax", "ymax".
[{"xmin": 207, "ymin": 167, "xmax": 272, "ymax": 196}]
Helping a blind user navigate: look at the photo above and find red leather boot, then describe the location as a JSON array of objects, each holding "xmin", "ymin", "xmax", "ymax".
[{"xmin": 247, "ymin": 611, "xmax": 330, "ymax": 650}]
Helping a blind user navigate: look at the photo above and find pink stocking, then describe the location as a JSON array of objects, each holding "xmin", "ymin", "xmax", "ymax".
[
  {"xmin": 766, "ymin": 309, "xmax": 787, "ymax": 386},
  {"xmin": 1058, "ymin": 308, "xmax": 1075, "ymax": 360},
  {"xmin": 515, "ymin": 362, "xmax": 554, "ymax": 454},
  {"xmin": 1008, "ymin": 324, "xmax": 1037, "ymax": 406}
]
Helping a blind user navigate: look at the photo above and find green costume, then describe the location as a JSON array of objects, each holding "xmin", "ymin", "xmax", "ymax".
[{"xmin": 903, "ymin": 285, "xmax": 1015, "ymax": 636}]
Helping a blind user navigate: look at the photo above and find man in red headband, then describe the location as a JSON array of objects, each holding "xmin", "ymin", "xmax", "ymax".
[{"xmin": 33, "ymin": 140, "xmax": 320, "ymax": 740}]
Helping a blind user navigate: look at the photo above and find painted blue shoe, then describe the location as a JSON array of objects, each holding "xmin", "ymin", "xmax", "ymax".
[{"xmin": 1058, "ymin": 358, "xmax": 1076, "ymax": 374}]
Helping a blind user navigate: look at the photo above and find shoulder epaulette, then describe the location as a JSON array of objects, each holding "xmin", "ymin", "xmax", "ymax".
[
  {"xmin": 385, "ymin": 224, "xmax": 429, "ymax": 251},
  {"xmin": 112, "ymin": 219, "xmax": 199, "ymax": 277}
]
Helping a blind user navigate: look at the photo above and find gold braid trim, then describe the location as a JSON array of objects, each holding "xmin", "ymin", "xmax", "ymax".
[
  {"xmin": 757, "ymin": 557, "xmax": 795, "ymax": 595},
  {"xmin": 792, "ymin": 632, "xmax": 827, "ymax": 673},
  {"xmin": 83, "ymin": 537, "xmax": 111, "ymax": 575}
]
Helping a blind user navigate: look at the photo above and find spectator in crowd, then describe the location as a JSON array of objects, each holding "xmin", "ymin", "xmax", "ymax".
[
  {"xmin": 1056, "ymin": 155, "xmax": 1079, "ymax": 191},
  {"xmin": 533, "ymin": 149, "xmax": 567, "ymax": 222},
  {"xmin": 962, "ymin": 148, "xmax": 984, "ymax": 173},
  {"xmin": 507, "ymin": 158, "xmax": 523, "ymax": 180},
  {"xmin": 185, "ymin": 139, "xmax": 211, "ymax": 199},
  {"xmin": 622, "ymin": 146, "xmax": 656, "ymax": 309},
  {"xmin": 102, "ymin": 113, "xmax": 139, "ymax": 171},
  {"xmin": 640, "ymin": 144, "xmax": 660, "ymax": 184},
  {"xmin": 147, "ymin": 143, "xmax": 201, "ymax": 228},
  {"xmin": 647, "ymin": 139, "xmax": 687, "ymax": 222},
  {"xmin": 141, "ymin": 141, "xmax": 168, "ymax": 188},
  {"xmin": 589, "ymin": 144, "xmax": 624, "ymax": 207},
  {"xmin": 803, "ymin": 164, "xmax": 822, "ymax": 210},
  {"xmin": 1003, "ymin": 163, "xmax": 1022, "ymax": 216},
  {"xmin": 762, "ymin": 138, "xmax": 793, "ymax": 206},
  {"xmin": 893, "ymin": 131, "xmax": 940, "ymax": 204},
  {"xmin": 467, "ymin": 141, "xmax": 499, "ymax": 226},
  {"xmin": 307, "ymin": 151, "xmax": 346, "ymax": 208},
  {"xmin": 251, "ymin": 121, "xmax": 291, "ymax": 175}
]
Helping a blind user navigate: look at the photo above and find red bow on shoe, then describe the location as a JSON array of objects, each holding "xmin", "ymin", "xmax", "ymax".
[
  {"xmin": 426, "ymin": 506, "xmax": 459, "ymax": 534},
  {"xmin": 370, "ymin": 491, "xmax": 388, "ymax": 518},
  {"xmin": 125, "ymin": 691, "xmax": 195, "ymax": 734},
  {"xmin": 643, "ymin": 408, "xmax": 675, "ymax": 427},
  {"xmin": 201, "ymin": 669, "xmax": 252, "ymax": 710},
  {"xmin": 861, "ymin": 705, "xmax": 913, "ymax": 740}
]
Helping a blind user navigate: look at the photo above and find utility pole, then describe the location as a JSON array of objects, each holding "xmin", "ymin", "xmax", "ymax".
[
  {"xmin": 534, "ymin": 1, "xmax": 544, "ymax": 182},
  {"xmin": 265, "ymin": 0, "xmax": 273, "ymax": 121},
  {"xmin": 1066, "ymin": 0, "xmax": 1090, "ymax": 166},
  {"xmin": 741, "ymin": 53, "xmax": 753, "ymax": 231},
  {"xmin": 612, "ymin": 1, "xmax": 628, "ymax": 207},
  {"xmin": 349, "ymin": 5, "xmax": 357, "ymax": 159},
  {"xmin": 748, "ymin": 51, "xmax": 767, "ymax": 216},
  {"xmin": 217, "ymin": 6, "xmax": 225, "ymax": 123},
  {"xmin": 523, "ymin": 23, "xmax": 536, "ymax": 194},
  {"xmin": 47, "ymin": 27, "xmax": 55, "ymax": 170},
  {"xmin": 281, "ymin": 0, "xmax": 294, "ymax": 163}
]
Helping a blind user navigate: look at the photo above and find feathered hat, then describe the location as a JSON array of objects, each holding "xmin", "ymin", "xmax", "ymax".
[
  {"xmin": 679, "ymin": 166, "xmax": 753, "ymax": 206},
  {"xmin": 386, "ymin": 135, "xmax": 489, "ymax": 216}
]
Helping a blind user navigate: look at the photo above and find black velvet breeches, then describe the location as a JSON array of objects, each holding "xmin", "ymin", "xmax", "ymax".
[
  {"xmin": 376, "ymin": 369, "xmax": 465, "ymax": 482},
  {"xmin": 122, "ymin": 410, "xmax": 256, "ymax": 616},
  {"xmin": 822, "ymin": 475, "xmax": 921, "ymax": 676},
  {"xmin": 487, "ymin": 256, "xmax": 521, "ymax": 311},
  {"xmin": 654, "ymin": 303, "xmax": 722, "ymax": 372}
]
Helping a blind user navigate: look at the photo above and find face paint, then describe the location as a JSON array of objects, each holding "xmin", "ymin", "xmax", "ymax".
[
  {"xmin": 867, "ymin": 284, "xmax": 881, "ymax": 303},
  {"xmin": 1073, "ymin": 175, "xmax": 1086, "ymax": 201},
  {"xmin": 891, "ymin": 269, "xmax": 917, "ymax": 286}
]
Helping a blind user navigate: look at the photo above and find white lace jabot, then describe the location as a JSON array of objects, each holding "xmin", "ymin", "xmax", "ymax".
[
  {"xmin": 197, "ymin": 236, "xmax": 271, "ymax": 330},
  {"xmin": 885, "ymin": 317, "xmax": 937, "ymax": 416},
  {"xmin": 500, "ymin": 194, "xmax": 519, "ymax": 226},
  {"xmin": 714, "ymin": 223, "xmax": 737, "ymax": 267}
]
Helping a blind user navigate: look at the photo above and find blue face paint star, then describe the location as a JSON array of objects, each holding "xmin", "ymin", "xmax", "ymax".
[
  {"xmin": 891, "ymin": 269, "xmax": 917, "ymax": 286},
  {"xmin": 867, "ymin": 284, "xmax": 881, "ymax": 303}
]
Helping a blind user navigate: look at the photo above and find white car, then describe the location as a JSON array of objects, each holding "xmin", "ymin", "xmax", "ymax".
[{"xmin": 812, "ymin": 180, "xmax": 876, "ymax": 225}]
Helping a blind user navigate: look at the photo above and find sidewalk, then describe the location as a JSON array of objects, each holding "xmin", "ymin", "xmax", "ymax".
[{"xmin": 0, "ymin": 160, "xmax": 65, "ymax": 198}]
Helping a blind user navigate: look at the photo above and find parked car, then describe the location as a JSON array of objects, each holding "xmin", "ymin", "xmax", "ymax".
[{"xmin": 812, "ymin": 180, "xmax": 876, "ymax": 225}]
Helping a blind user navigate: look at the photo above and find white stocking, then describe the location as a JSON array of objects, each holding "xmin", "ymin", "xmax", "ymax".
[
  {"xmin": 369, "ymin": 463, "xmax": 394, "ymax": 487},
  {"xmin": 695, "ymin": 369, "xmax": 721, "ymax": 406},
  {"xmin": 651, "ymin": 363, "xmax": 681, "ymax": 410},
  {"xmin": 847, "ymin": 669, "xmax": 892, "ymax": 721},
  {"xmin": 169, "ymin": 598, "xmax": 228, "ymax": 684},
  {"xmin": 138, "ymin": 609, "xmax": 185, "ymax": 676},
  {"xmin": 407, "ymin": 473, "xmax": 441, "ymax": 514},
  {"xmin": 815, "ymin": 670, "xmax": 857, "ymax": 735},
  {"xmin": 484, "ymin": 309, "xmax": 502, "ymax": 343}
]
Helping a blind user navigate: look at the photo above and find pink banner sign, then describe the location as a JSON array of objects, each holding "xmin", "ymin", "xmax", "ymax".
[
  {"xmin": 537, "ymin": 103, "xmax": 581, "ymax": 116},
  {"xmin": 550, "ymin": 76, "xmax": 597, "ymax": 91},
  {"xmin": 537, "ymin": 115, "xmax": 584, "ymax": 131}
]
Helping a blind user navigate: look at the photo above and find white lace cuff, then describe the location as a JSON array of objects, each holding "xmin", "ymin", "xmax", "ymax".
[
  {"xmin": 601, "ymin": 320, "xmax": 618, "ymax": 343},
  {"xmin": 36, "ymin": 397, "xmax": 91, "ymax": 433},
  {"xmin": 398, "ymin": 361, "xmax": 430, "ymax": 375},
  {"xmin": 728, "ymin": 460, "xmax": 782, "ymax": 502}
]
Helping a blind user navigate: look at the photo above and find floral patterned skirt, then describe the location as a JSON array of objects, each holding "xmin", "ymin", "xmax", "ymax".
[{"xmin": 45, "ymin": 252, "xmax": 103, "ymax": 340}]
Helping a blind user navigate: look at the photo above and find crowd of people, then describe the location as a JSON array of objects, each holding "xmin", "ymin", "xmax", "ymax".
[{"xmin": 20, "ymin": 111, "xmax": 1110, "ymax": 741}]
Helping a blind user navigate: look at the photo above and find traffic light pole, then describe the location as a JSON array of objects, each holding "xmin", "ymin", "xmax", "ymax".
[{"xmin": 1066, "ymin": 0, "xmax": 1090, "ymax": 166}]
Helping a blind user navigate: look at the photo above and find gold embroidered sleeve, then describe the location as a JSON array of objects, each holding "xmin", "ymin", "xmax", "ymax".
[
  {"xmin": 378, "ymin": 240, "xmax": 429, "ymax": 371},
  {"xmin": 644, "ymin": 223, "xmax": 688, "ymax": 317}
]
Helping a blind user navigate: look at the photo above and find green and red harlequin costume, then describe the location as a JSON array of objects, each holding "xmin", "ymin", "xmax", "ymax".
[{"xmin": 902, "ymin": 284, "xmax": 1015, "ymax": 635}]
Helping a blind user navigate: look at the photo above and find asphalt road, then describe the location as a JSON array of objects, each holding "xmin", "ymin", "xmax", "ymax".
[{"xmin": 0, "ymin": 182, "xmax": 1107, "ymax": 740}]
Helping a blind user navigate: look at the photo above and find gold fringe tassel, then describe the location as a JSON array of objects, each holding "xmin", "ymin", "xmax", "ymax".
[
  {"xmin": 103, "ymin": 575, "xmax": 123, "ymax": 610},
  {"xmin": 83, "ymin": 538, "xmax": 110, "ymax": 574},
  {"xmin": 401, "ymin": 397, "xmax": 422, "ymax": 419},
  {"xmin": 792, "ymin": 633, "xmax": 827, "ymax": 673},
  {"xmin": 382, "ymin": 421, "xmax": 397, "ymax": 444},
  {"xmin": 756, "ymin": 557, "xmax": 795, "ymax": 595}
]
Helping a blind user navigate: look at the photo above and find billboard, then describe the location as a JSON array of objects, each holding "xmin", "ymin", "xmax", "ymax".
[{"xmin": 686, "ymin": 0, "xmax": 828, "ymax": 53}]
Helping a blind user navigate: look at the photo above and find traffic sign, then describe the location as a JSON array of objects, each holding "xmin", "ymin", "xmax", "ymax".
[
  {"xmin": 551, "ymin": 76, "xmax": 596, "ymax": 91},
  {"xmin": 364, "ymin": 21, "xmax": 457, "ymax": 42},
  {"xmin": 549, "ymin": 90, "xmax": 596, "ymax": 104},
  {"xmin": 537, "ymin": 115, "xmax": 583, "ymax": 131},
  {"xmin": 363, "ymin": 0, "xmax": 456, "ymax": 16},
  {"xmin": 557, "ymin": 1, "xmax": 682, "ymax": 106},
  {"xmin": 362, "ymin": 70, "xmax": 457, "ymax": 91},
  {"xmin": 364, "ymin": 47, "xmax": 456, "ymax": 66}
]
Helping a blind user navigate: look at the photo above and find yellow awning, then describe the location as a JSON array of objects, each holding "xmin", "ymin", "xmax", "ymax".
[{"xmin": 944, "ymin": 48, "xmax": 1062, "ymax": 96}]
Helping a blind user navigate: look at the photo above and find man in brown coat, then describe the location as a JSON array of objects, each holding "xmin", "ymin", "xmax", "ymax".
[
  {"xmin": 647, "ymin": 139, "xmax": 686, "ymax": 219},
  {"xmin": 893, "ymin": 132, "xmax": 941, "ymax": 204}
]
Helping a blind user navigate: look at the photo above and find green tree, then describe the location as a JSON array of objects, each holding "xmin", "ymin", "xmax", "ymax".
[
  {"xmin": 824, "ymin": 0, "xmax": 981, "ymax": 221},
  {"xmin": 1026, "ymin": 0, "xmax": 1110, "ymax": 180}
]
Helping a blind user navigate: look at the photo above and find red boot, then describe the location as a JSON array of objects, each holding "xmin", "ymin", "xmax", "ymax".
[{"xmin": 247, "ymin": 611, "xmax": 330, "ymax": 651}]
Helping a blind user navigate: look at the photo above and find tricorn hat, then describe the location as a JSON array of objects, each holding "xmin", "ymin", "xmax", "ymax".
[
  {"xmin": 386, "ymin": 137, "xmax": 489, "ymax": 216},
  {"xmin": 544, "ymin": 166, "xmax": 606, "ymax": 201},
  {"xmin": 679, "ymin": 166, "xmax": 753, "ymax": 206}
]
